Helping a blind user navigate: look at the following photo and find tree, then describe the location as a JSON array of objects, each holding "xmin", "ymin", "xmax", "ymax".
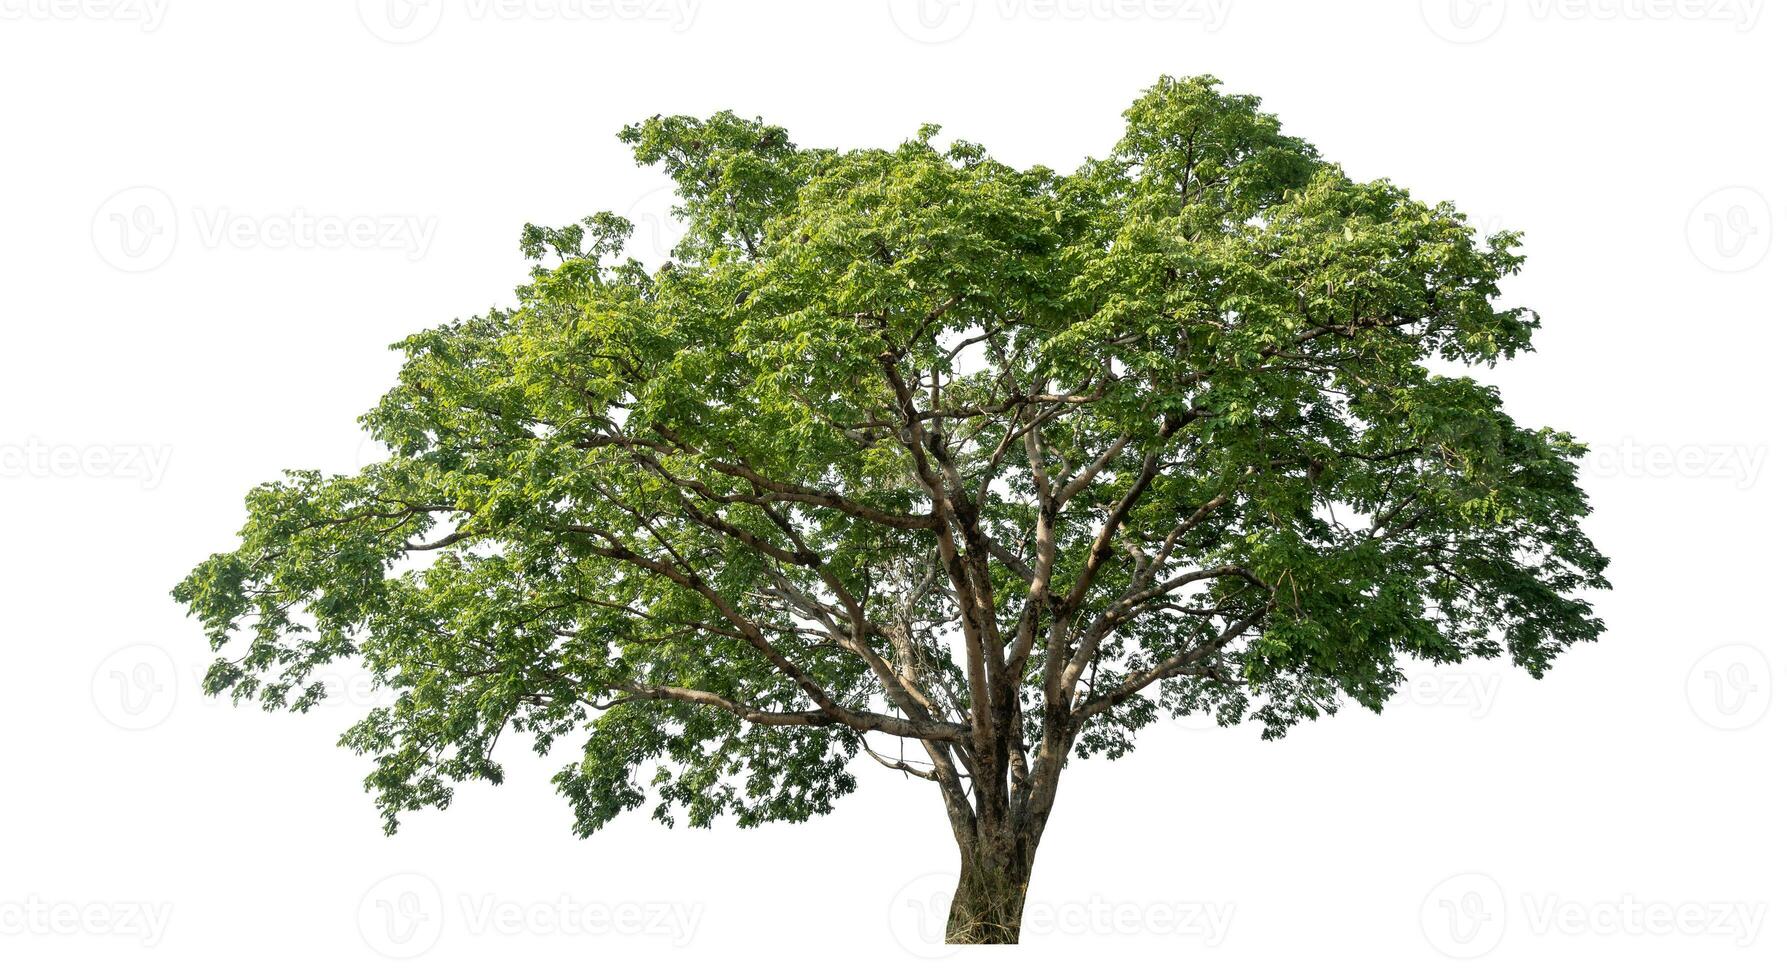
[{"xmin": 174, "ymin": 75, "xmax": 1608, "ymax": 945}]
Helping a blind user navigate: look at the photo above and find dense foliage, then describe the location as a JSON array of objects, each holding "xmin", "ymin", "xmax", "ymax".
[{"xmin": 176, "ymin": 77, "xmax": 1606, "ymax": 939}]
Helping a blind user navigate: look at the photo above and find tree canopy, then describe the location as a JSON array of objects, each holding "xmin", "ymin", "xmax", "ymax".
[{"xmin": 175, "ymin": 74, "xmax": 1607, "ymax": 942}]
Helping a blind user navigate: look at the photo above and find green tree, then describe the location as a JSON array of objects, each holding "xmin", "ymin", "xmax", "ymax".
[{"xmin": 175, "ymin": 76, "xmax": 1607, "ymax": 944}]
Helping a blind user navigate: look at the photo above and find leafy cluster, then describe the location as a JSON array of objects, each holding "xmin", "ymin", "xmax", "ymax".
[{"xmin": 175, "ymin": 76, "xmax": 1606, "ymax": 836}]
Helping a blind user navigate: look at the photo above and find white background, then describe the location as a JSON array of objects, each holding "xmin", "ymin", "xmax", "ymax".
[{"xmin": 2, "ymin": 0, "xmax": 1781, "ymax": 974}]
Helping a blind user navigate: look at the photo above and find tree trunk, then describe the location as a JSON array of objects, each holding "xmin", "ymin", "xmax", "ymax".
[{"xmin": 945, "ymin": 844, "xmax": 1033, "ymax": 944}]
